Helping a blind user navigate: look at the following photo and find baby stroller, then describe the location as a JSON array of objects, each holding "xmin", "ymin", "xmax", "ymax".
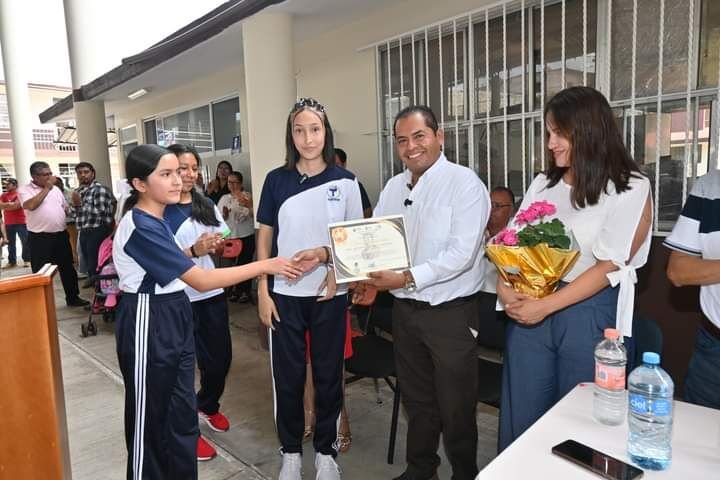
[{"xmin": 81, "ymin": 235, "xmax": 121, "ymax": 337}]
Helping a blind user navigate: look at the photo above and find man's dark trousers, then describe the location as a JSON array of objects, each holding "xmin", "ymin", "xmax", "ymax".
[
  {"xmin": 79, "ymin": 224, "xmax": 112, "ymax": 276},
  {"xmin": 28, "ymin": 230, "xmax": 80, "ymax": 303},
  {"xmin": 392, "ymin": 294, "xmax": 480, "ymax": 480}
]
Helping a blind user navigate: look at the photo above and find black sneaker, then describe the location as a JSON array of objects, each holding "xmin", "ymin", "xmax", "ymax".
[{"xmin": 67, "ymin": 297, "xmax": 90, "ymax": 307}]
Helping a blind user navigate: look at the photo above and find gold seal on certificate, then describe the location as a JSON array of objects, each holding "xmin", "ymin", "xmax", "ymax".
[{"xmin": 328, "ymin": 215, "xmax": 411, "ymax": 284}]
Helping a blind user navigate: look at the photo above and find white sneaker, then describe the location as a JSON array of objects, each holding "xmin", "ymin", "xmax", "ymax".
[
  {"xmin": 279, "ymin": 452, "xmax": 302, "ymax": 480},
  {"xmin": 315, "ymin": 453, "xmax": 341, "ymax": 480}
]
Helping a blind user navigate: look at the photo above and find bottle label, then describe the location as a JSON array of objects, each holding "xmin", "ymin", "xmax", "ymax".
[
  {"xmin": 629, "ymin": 393, "xmax": 673, "ymax": 416},
  {"xmin": 595, "ymin": 363, "xmax": 626, "ymax": 390}
]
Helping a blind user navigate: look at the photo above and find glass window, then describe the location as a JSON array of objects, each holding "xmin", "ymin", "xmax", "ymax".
[
  {"xmin": 534, "ymin": 0, "xmax": 597, "ymax": 105},
  {"xmin": 623, "ymin": 97, "xmax": 713, "ymax": 230},
  {"xmin": 144, "ymin": 119, "xmax": 157, "ymax": 144},
  {"xmin": 119, "ymin": 125, "xmax": 137, "ymax": 144},
  {"xmin": 611, "ymin": 0, "xmax": 691, "ymax": 99},
  {"xmin": 122, "ymin": 142, "xmax": 138, "ymax": 161},
  {"xmin": 158, "ymin": 105, "xmax": 212, "ymax": 153},
  {"xmin": 699, "ymin": 0, "xmax": 720, "ymax": 88},
  {"xmin": 475, "ymin": 10, "xmax": 527, "ymax": 118},
  {"xmin": 212, "ymin": 97, "xmax": 241, "ymax": 151}
]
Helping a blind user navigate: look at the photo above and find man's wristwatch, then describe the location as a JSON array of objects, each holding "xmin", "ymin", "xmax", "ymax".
[{"xmin": 402, "ymin": 270, "xmax": 416, "ymax": 292}]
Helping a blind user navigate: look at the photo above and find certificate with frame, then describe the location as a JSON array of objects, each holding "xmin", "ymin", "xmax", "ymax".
[{"xmin": 328, "ymin": 215, "xmax": 412, "ymax": 284}]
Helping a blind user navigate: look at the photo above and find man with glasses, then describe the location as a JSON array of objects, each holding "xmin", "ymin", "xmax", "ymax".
[
  {"xmin": 478, "ymin": 187, "xmax": 516, "ymax": 352},
  {"xmin": 17, "ymin": 161, "xmax": 88, "ymax": 307}
]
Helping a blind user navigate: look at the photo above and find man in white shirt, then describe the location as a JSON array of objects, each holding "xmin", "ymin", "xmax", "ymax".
[
  {"xmin": 360, "ymin": 106, "xmax": 490, "ymax": 480},
  {"xmin": 664, "ymin": 169, "xmax": 720, "ymax": 409}
]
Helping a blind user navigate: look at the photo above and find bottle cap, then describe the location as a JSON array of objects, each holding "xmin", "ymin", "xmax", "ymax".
[
  {"xmin": 642, "ymin": 352, "xmax": 660, "ymax": 365},
  {"xmin": 604, "ymin": 328, "xmax": 620, "ymax": 340}
]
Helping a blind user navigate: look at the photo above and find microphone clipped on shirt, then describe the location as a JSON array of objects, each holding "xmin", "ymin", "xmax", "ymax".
[
  {"xmin": 299, "ymin": 173, "xmax": 309, "ymax": 184},
  {"xmin": 404, "ymin": 198, "xmax": 413, "ymax": 207}
]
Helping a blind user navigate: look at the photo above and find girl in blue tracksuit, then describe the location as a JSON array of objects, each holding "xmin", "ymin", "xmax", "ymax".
[
  {"xmin": 113, "ymin": 144, "xmax": 302, "ymax": 480},
  {"xmin": 164, "ymin": 143, "xmax": 234, "ymax": 462}
]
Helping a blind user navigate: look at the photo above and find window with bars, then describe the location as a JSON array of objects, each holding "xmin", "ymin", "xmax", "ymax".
[
  {"xmin": 0, "ymin": 95, "xmax": 9, "ymax": 129},
  {"xmin": 376, "ymin": 0, "xmax": 720, "ymax": 233},
  {"xmin": 58, "ymin": 163, "xmax": 79, "ymax": 190}
]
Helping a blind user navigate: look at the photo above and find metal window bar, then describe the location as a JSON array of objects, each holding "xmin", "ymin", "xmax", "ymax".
[
  {"xmin": 583, "ymin": 0, "xmax": 587, "ymax": 86},
  {"xmin": 454, "ymin": 19, "xmax": 460, "ymax": 163},
  {"xmin": 654, "ymin": 0, "xmax": 664, "ymax": 234},
  {"xmin": 485, "ymin": 8, "xmax": 492, "ymax": 185},
  {"xmin": 468, "ymin": 12, "xmax": 476, "ymax": 172},
  {"xmin": 425, "ymin": 28, "xmax": 430, "ymax": 105},
  {"xmin": 522, "ymin": 0, "xmax": 527, "ymax": 193},
  {"xmin": 412, "ymin": 32, "xmax": 417, "ymax": 104},
  {"xmin": 607, "ymin": 0, "xmax": 612, "ymax": 98},
  {"xmin": 503, "ymin": 3, "xmax": 509, "ymax": 185},
  {"xmin": 561, "ymin": 0, "xmax": 566, "ymax": 89},
  {"xmin": 439, "ymin": 24, "xmax": 445, "ymax": 137},
  {"xmin": 540, "ymin": 0, "xmax": 546, "ymax": 170},
  {"xmin": 387, "ymin": 40, "xmax": 394, "ymax": 177},
  {"xmin": 630, "ymin": 0, "xmax": 637, "ymax": 161},
  {"xmin": 375, "ymin": 45, "xmax": 386, "ymax": 188},
  {"xmin": 399, "ymin": 36, "xmax": 404, "ymax": 112},
  {"xmin": 683, "ymin": 0, "xmax": 695, "ymax": 201}
]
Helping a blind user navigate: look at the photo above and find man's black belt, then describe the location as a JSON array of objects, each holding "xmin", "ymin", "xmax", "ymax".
[{"xmin": 396, "ymin": 292, "xmax": 478, "ymax": 310}]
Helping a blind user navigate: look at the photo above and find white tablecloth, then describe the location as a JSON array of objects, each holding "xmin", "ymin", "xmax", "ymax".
[{"xmin": 479, "ymin": 383, "xmax": 720, "ymax": 478}]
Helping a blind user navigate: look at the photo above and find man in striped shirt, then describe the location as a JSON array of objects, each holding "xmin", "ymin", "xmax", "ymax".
[{"xmin": 664, "ymin": 168, "xmax": 720, "ymax": 410}]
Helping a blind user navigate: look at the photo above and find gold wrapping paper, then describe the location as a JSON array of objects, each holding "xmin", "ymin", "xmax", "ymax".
[{"xmin": 485, "ymin": 243, "xmax": 580, "ymax": 298}]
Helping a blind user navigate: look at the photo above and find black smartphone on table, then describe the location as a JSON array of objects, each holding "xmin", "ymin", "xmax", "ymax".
[{"xmin": 552, "ymin": 439, "xmax": 644, "ymax": 480}]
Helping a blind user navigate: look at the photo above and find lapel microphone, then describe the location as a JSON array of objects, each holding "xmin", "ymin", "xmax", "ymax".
[
  {"xmin": 299, "ymin": 173, "xmax": 309, "ymax": 184},
  {"xmin": 404, "ymin": 198, "xmax": 413, "ymax": 207}
]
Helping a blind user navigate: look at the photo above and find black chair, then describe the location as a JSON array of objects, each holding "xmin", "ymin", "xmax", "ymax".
[
  {"xmin": 345, "ymin": 292, "xmax": 401, "ymax": 464},
  {"xmin": 628, "ymin": 315, "xmax": 664, "ymax": 372},
  {"xmin": 476, "ymin": 292, "xmax": 506, "ymax": 408}
]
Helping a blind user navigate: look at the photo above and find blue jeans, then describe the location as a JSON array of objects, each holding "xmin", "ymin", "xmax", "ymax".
[
  {"xmin": 684, "ymin": 326, "xmax": 720, "ymax": 409},
  {"xmin": 498, "ymin": 285, "xmax": 618, "ymax": 452},
  {"xmin": 6, "ymin": 223, "xmax": 29, "ymax": 264}
]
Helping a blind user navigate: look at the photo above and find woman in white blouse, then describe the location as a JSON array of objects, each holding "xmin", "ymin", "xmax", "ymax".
[
  {"xmin": 218, "ymin": 171, "xmax": 255, "ymax": 302},
  {"xmin": 496, "ymin": 86, "xmax": 653, "ymax": 451}
]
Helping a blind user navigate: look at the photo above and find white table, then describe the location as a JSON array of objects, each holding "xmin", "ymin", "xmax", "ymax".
[{"xmin": 479, "ymin": 383, "xmax": 720, "ymax": 478}]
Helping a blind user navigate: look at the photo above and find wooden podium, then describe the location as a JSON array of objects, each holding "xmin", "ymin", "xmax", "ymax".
[{"xmin": 0, "ymin": 264, "xmax": 72, "ymax": 479}]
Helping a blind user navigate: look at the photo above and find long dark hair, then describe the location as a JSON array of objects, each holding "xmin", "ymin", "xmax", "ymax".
[
  {"xmin": 215, "ymin": 160, "xmax": 232, "ymax": 181},
  {"xmin": 123, "ymin": 144, "xmax": 172, "ymax": 215},
  {"xmin": 167, "ymin": 144, "xmax": 219, "ymax": 227},
  {"xmin": 544, "ymin": 86, "xmax": 642, "ymax": 208},
  {"xmin": 284, "ymin": 97, "xmax": 335, "ymax": 169}
]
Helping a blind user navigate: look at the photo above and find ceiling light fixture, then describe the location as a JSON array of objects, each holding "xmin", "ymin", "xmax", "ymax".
[{"xmin": 127, "ymin": 88, "xmax": 149, "ymax": 100}]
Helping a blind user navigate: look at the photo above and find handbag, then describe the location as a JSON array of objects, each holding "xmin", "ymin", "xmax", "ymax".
[{"xmin": 221, "ymin": 238, "xmax": 243, "ymax": 258}]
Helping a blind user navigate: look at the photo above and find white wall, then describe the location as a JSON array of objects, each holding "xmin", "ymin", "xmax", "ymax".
[{"xmin": 109, "ymin": 64, "xmax": 253, "ymax": 188}]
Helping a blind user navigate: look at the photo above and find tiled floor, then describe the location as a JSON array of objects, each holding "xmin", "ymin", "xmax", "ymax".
[{"xmin": 7, "ymin": 265, "xmax": 499, "ymax": 479}]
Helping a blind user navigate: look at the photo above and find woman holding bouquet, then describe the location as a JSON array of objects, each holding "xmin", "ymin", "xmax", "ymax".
[{"xmin": 496, "ymin": 86, "xmax": 653, "ymax": 451}]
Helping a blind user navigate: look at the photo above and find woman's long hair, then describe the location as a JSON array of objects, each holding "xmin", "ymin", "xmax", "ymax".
[
  {"xmin": 544, "ymin": 86, "xmax": 642, "ymax": 208},
  {"xmin": 123, "ymin": 144, "xmax": 172, "ymax": 215},
  {"xmin": 167, "ymin": 144, "xmax": 219, "ymax": 227},
  {"xmin": 284, "ymin": 97, "xmax": 335, "ymax": 169}
]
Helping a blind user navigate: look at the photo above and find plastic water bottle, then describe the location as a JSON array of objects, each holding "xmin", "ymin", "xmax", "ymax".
[
  {"xmin": 628, "ymin": 352, "xmax": 674, "ymax": 470},
  {"xmin": 593, "ymin": 328, "xmax": 627, "ymax": 425}
]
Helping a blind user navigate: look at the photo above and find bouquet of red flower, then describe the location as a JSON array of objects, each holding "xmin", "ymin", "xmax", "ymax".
[{"xmin": 486, "ymin": 200, "xmax": 579, "ymax": 298}]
